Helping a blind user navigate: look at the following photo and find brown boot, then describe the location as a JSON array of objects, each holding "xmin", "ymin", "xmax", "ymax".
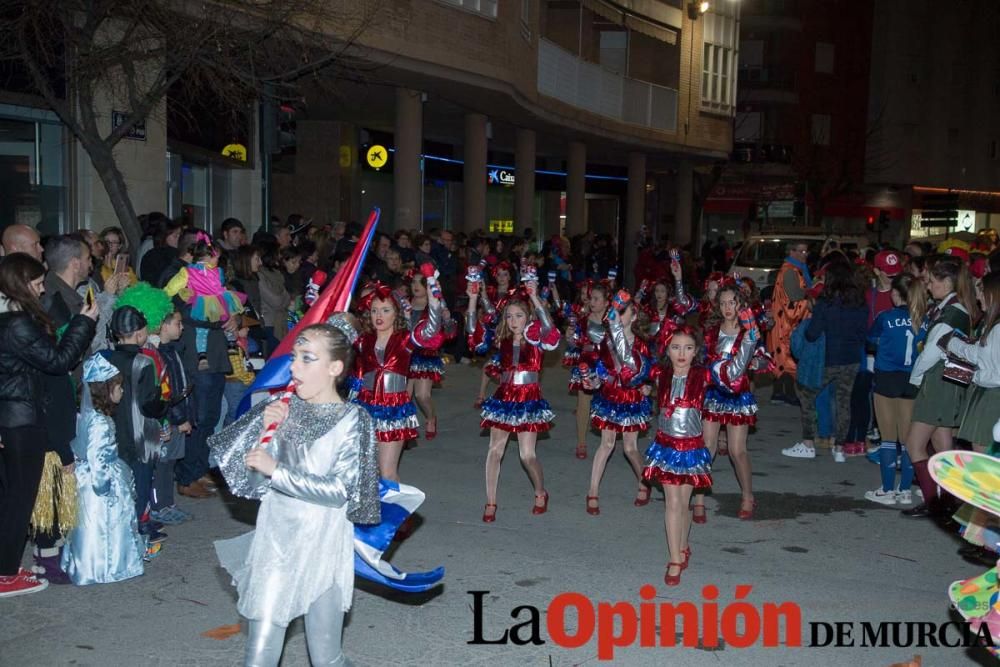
[{"xmin": 177, "ymin": 481, "xmax": 213, "ymax": 499}]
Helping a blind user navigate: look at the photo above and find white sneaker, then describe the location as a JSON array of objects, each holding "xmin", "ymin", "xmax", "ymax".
[
  {"xmin": 782, "ymin": 442, "xmax": 816, "ymax": 459},
  {"xmin": 895, "ymin": 489, "xmax": 913, "ymax": 505},
  {"xmin": 865, "ymin": 488, "xmax": 897, "ymax": 505},
  {"xmin": 833, "ymin": 447, "xmax": 846, "ymax": 463}
]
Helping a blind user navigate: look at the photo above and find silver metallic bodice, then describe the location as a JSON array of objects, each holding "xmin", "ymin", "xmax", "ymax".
[
  {"xmin": 657, "ymin": 374, "xmax": 703, "ymax": 438},
  {"xmin": 715, "ymin": 330, "xmax": 737, "ymax": 357}
]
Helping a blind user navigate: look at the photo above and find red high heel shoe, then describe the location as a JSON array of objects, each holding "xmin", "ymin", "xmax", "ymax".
[
  {"xmin": 586, "ymin": 495, "xmax": 600, "ymax": 516},
  {"xmin": 681, "ymin": 546, "xmax": 692, "ymax": 571},
  {"xmin": 738, "ymin": 498, "xmax": 757, "ymax": 521},
  {"xmin": 633, "ymin": 485, "xmax": 651, "ymax": 507},
  {"xmin": 664, "ymin": 562, "xmax": 684, "ymax": 586},
  {"xmin": 575, "ymin": 443, "xmax": 587, "ymax": 460},
  {"xmin": 482, "ymin": 503, "xmax": 497, "ymax": 523},
  {"xmin": 692, "ymin": 504, "xmax": 708, "ymax": 524},
  {"xmin": 532, "ymin": 491, "xmax": 549, "ymax": 515},
  {"xmin": 425, "ymin": 418, "xmax": 437, "ymax": 441}
]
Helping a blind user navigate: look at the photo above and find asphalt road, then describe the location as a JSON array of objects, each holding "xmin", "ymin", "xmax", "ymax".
[{"xmin": 1, "ymin": 360, "xmax": 992, "ymax": 666}]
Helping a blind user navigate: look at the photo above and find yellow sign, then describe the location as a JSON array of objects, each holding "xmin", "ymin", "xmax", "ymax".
[
  {"xmin": 339, "ymin": 146, "xmax": 352, "ymax": 168},
  {"xmin": 489, "ymin": 219, "xmax": 514, "ymax": 233},
  {"xmin": 366, "ymin": 144, "xmax": 388, "ymax": 169},
  {"xmin": 222, "ymin": 143, "xmax": 247, "ymax": 162}
]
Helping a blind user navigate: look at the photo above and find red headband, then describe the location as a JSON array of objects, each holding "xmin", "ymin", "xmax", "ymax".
[{"xmin": 358, "ymin": 282, "xmax": 398, "ymax": 312}]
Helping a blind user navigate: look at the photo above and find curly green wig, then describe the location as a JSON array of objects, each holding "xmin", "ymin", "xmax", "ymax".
[{"xmin": 115, "ymin": 282, "xmax": 173, "ymax": 332}]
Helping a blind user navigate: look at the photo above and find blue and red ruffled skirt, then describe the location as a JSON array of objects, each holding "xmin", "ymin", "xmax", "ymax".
[
  {"xmin": 352, "ymin": 388, "xmax": 419, "ymax": 442},
  {"xmin": 702, "ymin": 386, "xmax": 758, "ymax": 426},
  {"xmin": 642, "ymin": 432, "xmax": 712, "ymax": 488},
  {"xmin": 408, "ymin": 351, "xmax": 445, "ymax": 383},
  {"xmin": 591, "ymin": 385, "xmax": 651, "ymax": 432},
  {"xmin": 481, "ymin": 383, "xmax": 554, "ymax": 433}
]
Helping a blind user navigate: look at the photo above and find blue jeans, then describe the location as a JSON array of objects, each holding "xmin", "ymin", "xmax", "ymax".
[
  {"xmin": 176, "ymin": 372, "xmax": 225, "ymax": 486},
  {"xmin": 131, "ymin": 460, "xmax": 155, "ymax": 522},
  {"xmin": 223, "ymin": 381, "xmax": 250, "ymax": 427}
]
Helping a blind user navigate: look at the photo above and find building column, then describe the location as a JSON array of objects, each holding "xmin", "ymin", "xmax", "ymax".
[
  {"xmin": 515, "ymin": 128, "xmax": 536, "ymax": 235},
  {"xmin": 565, "ymin": 141, "xmax": 586, "ymax": 237},
  {"xmin": 624, "ymin": 152, "xmax": 646, "ymax": 287},
  {"xmin": 463, "ymin": 113, "xmax": 488, "ymax": 234},
  {"xmin": 674, "ymin": 159, "xmax": 694, "ymax": 247},
  {"xmin": 394, "ymin": 88, "xmax": 423, "ymax": 230}
]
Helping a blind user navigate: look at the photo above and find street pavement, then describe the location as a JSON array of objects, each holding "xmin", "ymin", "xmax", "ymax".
[{"xmin": 0, "ymin": 359, "xmax": 992, "ymax": 666}]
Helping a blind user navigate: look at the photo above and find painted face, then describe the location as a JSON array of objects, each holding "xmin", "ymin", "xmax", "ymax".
[
  {"xmin": 290, "ymin": 331, "xmax": 342, "ymax": 402},
  {"xmin": 668, "ymin": 333, "xmax": 697, "ymax": 372},
  {"xmin": 653, "ymin": 283, "xmax": 669, "ymax": 306},
  {"xmin": 370, "ymin": 298, "xmax": 397, "ymax": 333},
  {"xmin": 504, "ymin": 303, "xmax": 528, "ymax": 335},
  {"xmin": 719, "ymin": 289, "xmax": 739, "ymax": 322},
  {"xmin": 29, "ymin": 275, "xmax": 44, "ymax": 298},
  {"xmin": 589, "ymin": 290, "xmax": 609, "ymax": 315},
  {"xmin": 928, "ymin": 273, "xmax": 953, "ymax": 301}
]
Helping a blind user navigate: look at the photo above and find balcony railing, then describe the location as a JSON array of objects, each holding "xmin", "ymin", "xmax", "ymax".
[{"xmin": 538, "ymin": 38, "xmax": 677, "ymax": 133}]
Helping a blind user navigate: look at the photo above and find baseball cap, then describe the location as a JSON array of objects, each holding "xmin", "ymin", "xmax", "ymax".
[{"xmin": 874, "ymin": 250, "xmax": 902, "ymax": 276}]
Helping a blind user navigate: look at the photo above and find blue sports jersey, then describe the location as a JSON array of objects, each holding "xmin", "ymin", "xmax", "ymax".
[{"xmin": 868, "ymin": 306, "xmax": 927, "ymax": 373}]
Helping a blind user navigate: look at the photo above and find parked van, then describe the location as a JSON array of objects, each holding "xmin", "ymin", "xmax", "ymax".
[{"xmin": 729, "ymin": 233, "xmax": 869, "ymax": 295}]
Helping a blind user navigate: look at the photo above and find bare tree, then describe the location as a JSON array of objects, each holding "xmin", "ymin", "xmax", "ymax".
[{"xmin": 0, "ymin": 0, "xmax": 379, "ymax": 247}]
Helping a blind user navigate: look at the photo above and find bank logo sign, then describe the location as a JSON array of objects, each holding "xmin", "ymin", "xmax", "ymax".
[{"xmin": 488, "ymin": 168, "xmax": 515, "ymax": 186}]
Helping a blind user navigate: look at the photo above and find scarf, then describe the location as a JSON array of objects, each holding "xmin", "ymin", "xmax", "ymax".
[{"xmin": 785, "ymin": 256, "xmax": 812, "ymax": 288}]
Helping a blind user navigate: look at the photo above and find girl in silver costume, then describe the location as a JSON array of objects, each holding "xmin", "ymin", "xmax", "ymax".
[{"xmin": 211, "ymin": 317, "xmax": 380, "ymax": 666}]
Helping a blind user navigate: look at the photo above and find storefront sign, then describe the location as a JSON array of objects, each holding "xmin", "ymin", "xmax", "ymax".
[
  {"xmin": 489, "ymin": 219, "xmax": 514, "ymax": 233},
  {"xmin": 758, "ymin": 200, "xmax": 795, "ymax": 218},
  {"xmin": 488, "ymin": 168, "xmax": 515, "ymax": 186},
  {"xmin": 112, "ymin": 110, "xmax": 146, "ymax": 141},
  {"xmin": 366, "ymin": 144, "xmax": 388, "ymax": 170},
  {"xmin": 221, "ymin": 143, "xmax": 247, "ymax": 161}
]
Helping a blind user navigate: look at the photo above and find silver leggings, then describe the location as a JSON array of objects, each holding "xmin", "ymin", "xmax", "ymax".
[{"xmin": 244, "ymin": 584, "xmax": 346, "ymax": 667}]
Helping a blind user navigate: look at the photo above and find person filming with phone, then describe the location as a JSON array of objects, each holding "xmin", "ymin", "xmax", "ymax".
[{"xmin": 97, "ymin": 227, "xmax": 137, "ymax": 295}]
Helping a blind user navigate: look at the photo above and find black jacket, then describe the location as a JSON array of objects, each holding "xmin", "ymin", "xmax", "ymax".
[
  {"xmin": 140, "ymin": 246, "xmax": 177, "ymax": 286},
  {"xmin": 0, "ymin": 306, "xmax": 95, "ymax": 429},
  {"xmin": 159, "ymin": 340, "xmax": 195, "ymax": 427},
  {"xmin": 106, "ymin": 344, "xmax": 170, "ymax": 464}
]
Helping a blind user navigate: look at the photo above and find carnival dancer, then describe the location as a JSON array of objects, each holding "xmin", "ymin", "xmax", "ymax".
[
  {"xmin": 212, "ymin": 323, "xmax": 381, "ymax": 667},
  {"xmin": 473, "ymin": 262, "xmax": 513, "ymax": 408},
  {"xmin": 690, "ymin": 279, "xmax": 760, "ymax": 523},
  {"xmin": 901, "ymin": 256, "xmax": 976, "ymax": 518},
  {"xmin": 642, "ymin": 310, "xmax": 760, "ymax": 586},
  {"xmin": 352, "ymin": 283, "xmax": 443, "ymax": 481},
  {"xmin": 697, "ymin": 272, "xmax": 724, "ymax": 332},
  {"xmin": 639, "ymin": 279, "xmax": 674, "ymax": 344},
  {"xmin": 406, "ymin": 267, "xmax": 453, "ymax": 440},
  {"xmin": 468, "ymin": 280, "xmax": 560, "ymax": 522},
  {"xmin": 583, "ymin": 289, "xmax": 653, "ymax": 515},
  {"xmin": 567, "ymin": 282, "xmax": 611, "ymax": 460}
]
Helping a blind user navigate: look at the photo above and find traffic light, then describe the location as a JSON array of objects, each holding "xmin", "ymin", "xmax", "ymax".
[{"xmin": 866, "ymin": 215, "xmax": 876, "ymax": 232}]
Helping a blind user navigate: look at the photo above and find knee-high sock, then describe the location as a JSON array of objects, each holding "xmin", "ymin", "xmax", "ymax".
[
  {"xmin": 878, "ymin": 441, "xmax": 897, "ymax": 492},
  {"xmin": 898, "ymin": 445, "xmax": 914, "ymax": 491},
  {"xmin": 912, "ymin": 459, "xmax": 937, "ymax": 505},
  {"xmin": 245, "ymin": 619, "xmax": 287, "ymax": 667},
  {"xmin": 304, "ymin": 584, "xmax": 346, "ymax": 666}
]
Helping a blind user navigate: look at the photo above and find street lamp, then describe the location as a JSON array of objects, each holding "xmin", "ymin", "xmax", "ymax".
[{"xmin": 687, "ymin": 1, "xmax": 710, "ymax": 20}]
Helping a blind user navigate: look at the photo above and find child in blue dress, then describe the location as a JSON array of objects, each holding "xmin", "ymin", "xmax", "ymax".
[{"xmin": 61, "ymin": 354, "xmax": 145, "ymax": 585}]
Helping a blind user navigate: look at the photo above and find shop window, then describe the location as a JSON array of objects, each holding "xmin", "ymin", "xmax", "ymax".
[{"xmin": 0, "ymin": 115, "xmax": 66, "ymax": 236}]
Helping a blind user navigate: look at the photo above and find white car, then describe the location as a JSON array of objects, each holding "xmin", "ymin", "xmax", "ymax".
[{"xmin": 729, "ymin": 234, "xmax": 868, "ymax": 295}]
